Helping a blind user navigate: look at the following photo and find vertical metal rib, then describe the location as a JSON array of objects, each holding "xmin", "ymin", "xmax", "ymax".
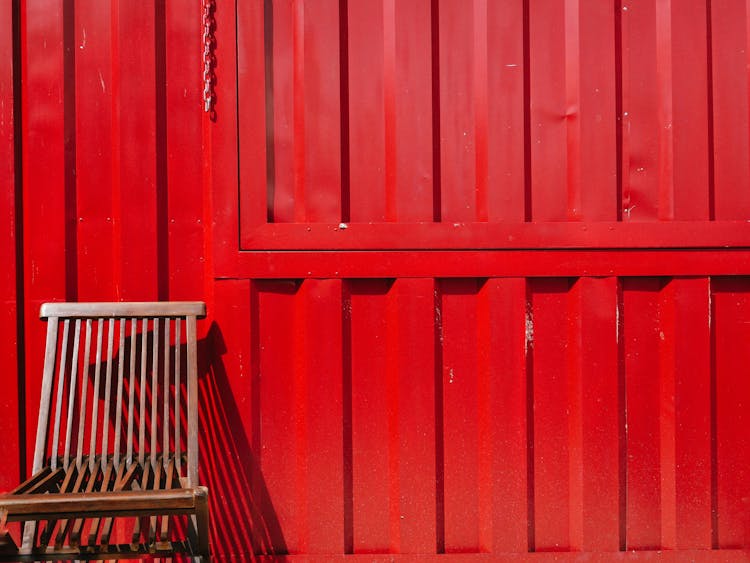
[
  {"xmin": 63, "ymin": 319, "xmax": 82, "ymax": 469},
  {"xmin": 89, "ymin": 319, "xmax": 104, "ymax": 471},
  {"xmin": 174, "ymin": 318, "xmax": 182, "ymax": 473},
  {"xmin": 101, "ymin": 318, "xmax": 116, "ymax": 467},
  {"xmin": 50, "ymin": 319, "xmax": 70, "ymax": 470},
  {"xmin": 163, "ymin": 319, "xmax": 171, "ymax": 465},
  {"xmin": 126, "ymin": 319, "xmax": 137, "ymax": 465},
  {"xmin": 138, "ymin": 318, "xmax": 148, "ymax": 466},
  {"xmin": 187, "ymin": 315, "xmax": 199, "ymax": 487},
  {"xmin": 76, "ymin": 319, "xmax": 92, "ymax": 469},
  {"xmin": 113, "ymin": 319, "xmax": 126, "ymax": 467},
  {"xmin": 151, "ymin": 318, "xmax": 160, "ymax": 468}
]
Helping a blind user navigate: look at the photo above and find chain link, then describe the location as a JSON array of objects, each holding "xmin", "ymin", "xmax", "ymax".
[{"xmin": 202, "ymin": 0, "xmax": 216, "ymax": 113}]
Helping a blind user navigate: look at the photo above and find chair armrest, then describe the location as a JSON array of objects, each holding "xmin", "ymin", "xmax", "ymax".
[{"xmin": 0, "ymin": 487, "xmax": 207, "ymax": 521}]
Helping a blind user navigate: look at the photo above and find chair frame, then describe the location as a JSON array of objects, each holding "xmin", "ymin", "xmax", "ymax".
[{"xmin": 0, "ymin": 302, "xmax": 209, "ymax": 561}]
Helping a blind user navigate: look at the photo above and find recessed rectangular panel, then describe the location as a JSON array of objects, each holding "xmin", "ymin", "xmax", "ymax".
[{"xmin": 236, "ymin": 1, "xmax": 749, "ymax": 253}]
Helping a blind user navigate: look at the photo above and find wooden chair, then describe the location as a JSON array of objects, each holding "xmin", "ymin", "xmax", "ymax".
[{"xmin": 0, "ymin": 302, "xmax": 209, "ymax": 561}]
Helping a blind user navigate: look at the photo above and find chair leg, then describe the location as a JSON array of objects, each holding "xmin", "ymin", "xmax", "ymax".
[
  {"xmin": 20, "ymin": 520, "xmax": 36, "ymax": 552},
  {"xmin": 195, "ymin": 487, "xmax": 210, "ymax": 562},
  {"xmin": 0, "ymin": 510, "xmax": 17, "ymax": 555},
  {"xmin": 0, "ymin": 532, "xmax": 16, "ymax": 556}
]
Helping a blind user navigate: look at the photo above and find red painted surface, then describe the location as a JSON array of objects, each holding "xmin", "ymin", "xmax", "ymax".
[
  {"xmin": 3, "ymin": 1, "xmax": 750, "ymax": 560},
  {"xmin": 0, "ymin": 0, "xmax": 20, "ymax": 495}
]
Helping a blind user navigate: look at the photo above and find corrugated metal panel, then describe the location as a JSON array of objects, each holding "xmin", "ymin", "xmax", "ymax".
[
  {"xmin": 209, "ymin": 276, "xmax": 750, "ymax": 556},
  {"xmin": 3, "ymin": 1, "xmax": 750, "ymax": 561}
]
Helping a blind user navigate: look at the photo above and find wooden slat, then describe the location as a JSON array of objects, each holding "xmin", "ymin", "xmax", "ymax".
[
  {"xmin": 50, "ymin": 319, "xmax": 70, "ymax": 471},
  {"xmin": 99, "ymin": 462, "xmax": 128, "ymax": 545},
  {"xmin": 113, "ymin": 319, "xmax": 126, "ymax": 467},
  {"xmin": 157, "ymin": 457, "xmax": 176, "ymax": 549},
  {"xmin": 88, "ymin": 320, "xmax": 104, "ymax": 472},
  {"xmin": 56, "ymin": 462, "xmax": 78, "ymax": 497},
  {"xmin": 186, "ymin": 315, "xmax": 198, "ymax": 487},
  {"xmin": 126, "ymin": 320, "xmax": 137, "ymax": 465},
  {"xmin": 150, "ymin": 318, "xmax": 160, "ymax": 467},
  {"xmin": 37, "ymin": 519, "xmax": 55, "ymax": 548},
  {"xmin": 31, "ymin": 317, "xmax": 60, "ymax": 475},
  {"xmin": 52, "ymin": 464, "xmax": 82, "ymax": 548},
  {"xmin": 174, "ymin": 318, "xmax": 182, "ymax": 474},
  {"xmin": 148, "ymin": 460, "xmax": 163, "ymax": 543},
  {"xmin": 2, "ymin": 489, "xmax": 198, "ymax": 519},
  {"xmin": 131, "ymin": 461, "xmax": 152, "ymax": 547},
  {"xmin": 88, "ymin": 460, "xmax": 115, "ymax": 545},
  {"xmin": 101, "ymin": 319, "xmax": 116, "ymax": 466},
  {"xmin": 9, "ymin": 468, "xmax": 53, "ymax": 495},
  {"xmin": 76, "ymin": 320, "xmax": 93, "ymax": 468},
  {"xmin": 63, "ymin": 319, "xmax": 82, "ymax": 469},
  {"xmin": 101, "ymin": 463, "xmax": 139, "ymax": 545},
  {"xmin": 162, "ymin": 320, "xmax": 170, "ymax": 462},
  {"xmin": 69, "ymin": 462, "xmax": 100, "ymax": 547},
  {"xmin": 40, "ymin": 302, "xmax": 206, "ymax": 319},
  {"xmin": 70, "ymin": 462, "xmax": 90, "ymax": 494},
  {"xmin": 118, "ymin": 463, "xmax": 140, "ymax": 491},
  {"xmin": 59, "ymin": 458, "xmax": 92, "ymax": 549},
  {"xmin": 138, "ymin": 318, "xmax": 148, "ymax": 466},
  {"xmin": 12, "ymin": 468, "xmax": 65, "ymax": 496}
]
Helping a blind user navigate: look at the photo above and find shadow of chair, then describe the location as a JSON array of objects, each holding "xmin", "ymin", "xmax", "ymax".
[{"xmin": 198, "ymin": 322, "xmax": 288, "ymax": 561}]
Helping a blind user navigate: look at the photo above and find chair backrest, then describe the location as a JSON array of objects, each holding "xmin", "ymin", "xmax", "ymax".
[{"xmin": 33, "ymin": 302, "xmax": 206, "ymax": 488}]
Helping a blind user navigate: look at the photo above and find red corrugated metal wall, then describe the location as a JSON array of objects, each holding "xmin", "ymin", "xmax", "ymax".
[{"xmin": 3, "ymin": 0, "xmax": 750, "ymax": 560}]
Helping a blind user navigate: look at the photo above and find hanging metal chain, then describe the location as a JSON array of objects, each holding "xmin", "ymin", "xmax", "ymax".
[{"xmin": 202, "ymin": 0, "xmax": 216, "ymax": 113}]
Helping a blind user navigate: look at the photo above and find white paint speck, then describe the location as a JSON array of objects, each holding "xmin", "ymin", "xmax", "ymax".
[
  {"xmin": 616, "ymin": 300, "xmax": 621, "ymax": 344},
  {"xmin": 525, "ymin": 305, "xmax": 534, "ymax": 355}
]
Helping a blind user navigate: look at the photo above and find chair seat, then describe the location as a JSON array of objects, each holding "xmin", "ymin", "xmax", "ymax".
[
  {"xmin": 0, "ymin": 466, "xmax": 208, "ymax": 559},
  {"xmin": 6, "ymin": 454, "xmax": 186, "ymax": 497},
  {"xmin": 0, "ymin": 454, "xmax": 206, "ymax": 557}
]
